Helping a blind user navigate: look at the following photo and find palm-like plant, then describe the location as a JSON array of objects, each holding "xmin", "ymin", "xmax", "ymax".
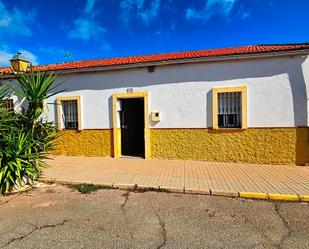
[
  {"xmin": 10, "ymin": 66, "xmax": 63, "ymax": 128},
  {"xmin": 0, "ymin": 131, "xmax": 39, "ymax": 193},
  {"xmin": 0, "ymin": 67, "xmax": 63, "ymax": 194}
]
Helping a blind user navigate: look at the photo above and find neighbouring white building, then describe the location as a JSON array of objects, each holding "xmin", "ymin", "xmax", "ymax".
[{"xmin": 1, "ymin": 43, "xmax": 309, "ymax": 165}]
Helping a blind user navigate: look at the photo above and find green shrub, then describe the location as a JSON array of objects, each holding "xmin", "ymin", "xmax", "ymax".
[
  {"xmin": 0, "ymin": 131, "xmax": 39, "ymax": 193},
  {"xmin": 0, "ymin": 67, "xmax": 63, "ymax": 194},
  {"xmin": 70, "ymin": 183, "xmax": 112, "ymax": 194}
]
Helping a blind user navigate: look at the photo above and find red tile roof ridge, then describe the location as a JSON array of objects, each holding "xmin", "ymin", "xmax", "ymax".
[{"xmin": 1, "ymin": 43, "xmax": 309, "ymax": 76}]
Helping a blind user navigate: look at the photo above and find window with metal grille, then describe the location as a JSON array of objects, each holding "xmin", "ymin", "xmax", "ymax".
[
  {"xmin": 61, "ymin": 100, "xmax": 78, "ymax": 129},
  {"xmin": 218, "ymin": 92, "xmax": 241, "ymax": 128},
  {"xmin": 5, "ymin": 99, "xmax": 14, "ymax": 110}
]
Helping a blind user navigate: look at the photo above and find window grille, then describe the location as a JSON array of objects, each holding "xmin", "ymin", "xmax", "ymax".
[
  {"xmin": 218, "ymin": 92, "xmax": 241, "ymax": 128},
  {"xmin": 5, "ymin": 99, "xmax": 13, "ymax": 110},
  {"xmin": 61, "ymin": 100, "xmax": 78, "ymax": 129}
]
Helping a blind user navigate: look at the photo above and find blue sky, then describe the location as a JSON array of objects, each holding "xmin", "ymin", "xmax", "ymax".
[{"xmin": 0, "ymin": 0, "xmax": 308, "ymax": 66}]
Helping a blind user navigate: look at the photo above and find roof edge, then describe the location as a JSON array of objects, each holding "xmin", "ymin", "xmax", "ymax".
[{"xmin": 1, "ymin": 43, "xmax": 309, "ymax": 78}]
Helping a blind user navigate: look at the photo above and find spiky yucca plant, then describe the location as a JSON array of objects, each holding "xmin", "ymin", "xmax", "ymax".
[
  {"xmin": 11, "ymin": 66, "xmax": 63, "ymax": 129},
  {"xmin": 0, "ymin": 131, "xmax": 39, "ymax": 193},
  {"xmin": 0, "ymin": 67, "xmax": 63, "ymax": 194}
]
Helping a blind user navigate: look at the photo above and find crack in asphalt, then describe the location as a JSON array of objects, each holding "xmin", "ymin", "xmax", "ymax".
[
  {"xmin": 274, "ymin": 203, "xmax": 292, "ymax": 249},
  {"xmin": 0, "ymin": 194, "xmax": 21, "ymax": 206},
  {"xmin": 243, "ymin": 216, "xmax": 272, "ymax": 248},
  {"xmin": 0, "ymin": 219, "xmax": 69, "ymax": 248},
  {"xmin": 119, "ymin": 191, "xmax": 135, "ymax": 244},
  {"xmin": 120, "ymin": 191, "xmax": 130, "ymax": 214},
  {"xmin": 155, "ymin": 212, "xmax": 167, "ymax": 249}
]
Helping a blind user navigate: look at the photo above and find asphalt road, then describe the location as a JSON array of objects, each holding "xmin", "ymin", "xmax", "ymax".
[{"xmin": 0, "ymin": 184, "xmax": 308, "ymax": 249}]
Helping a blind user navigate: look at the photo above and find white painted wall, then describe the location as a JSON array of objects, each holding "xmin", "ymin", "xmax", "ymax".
[
  {"xmin": 302, "ymin": 56, "xmax": 309, "ymax": 126},
  {"xmin": 11, "ymin": 54, "xmax": 309, "ymax": 128}
]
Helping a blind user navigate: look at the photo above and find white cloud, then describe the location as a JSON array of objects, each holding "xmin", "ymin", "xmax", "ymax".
[
  {"xmin": 186, "ymin": 0, "xmax": 236, "ymax": 22},
  {"xmin": 0, "ymin": 49, "xmax": 38, "ymax": 66},
  {"xmin": 68, "ymin": 0, "xmax": 105, "ymax": 40},
  {"xmin": 101, "ymin": 43, "xmax": 111, "ymax": 51},
  {"xmin": 68, "ymin": 17, "xmax": 105, "ymax": 40},
  {"xmin": 39, "ymin": 46, "xmax": 67, "ymax": 55},
  {"xmin": 18, "ymin": 50, "xmax": 38, "ymax": 65},
  {"xmin": 84, "ymin": 0, "xmax": 97, "ymax": 13},
  {"xmin": 240, "ymin": 11, "xmax": 250, "ymax": 20},
  {"xmin": 39, "ymin": 46, "xmax": 75, "ymax": 61},
  {"xmin": 120, "ymin": 0, "xmax": 161, "ymax": 26},
  {"xmin": 0, "ymin": 0, "xmax": 36, "ymax": 37},
  {"xmin": 236, "ymin": 3, "xmax": 251, "ymax": 20},
  {"xmin": 0, "ymin": 50, "xmax": 12, "ymax": 66}
]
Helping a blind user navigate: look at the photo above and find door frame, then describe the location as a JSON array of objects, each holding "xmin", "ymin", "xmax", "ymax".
[{"xmin": 112, "ymin": 92, "xmax": 150, "ymax": 159}]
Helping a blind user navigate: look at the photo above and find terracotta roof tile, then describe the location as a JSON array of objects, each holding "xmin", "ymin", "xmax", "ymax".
[{"xmin": 1, "ymin": 43, "xmax": 308, "ymax": 76}]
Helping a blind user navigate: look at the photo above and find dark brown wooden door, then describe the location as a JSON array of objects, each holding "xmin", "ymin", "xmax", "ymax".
[{"xmin": 120, "ymin": 98, "xmax": 145, "ymax": 157}]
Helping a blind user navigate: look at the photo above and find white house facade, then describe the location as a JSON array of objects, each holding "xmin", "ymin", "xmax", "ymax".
[{"xmin": 2, "ymin": 44, "xmax": 309, "ymax": 165}]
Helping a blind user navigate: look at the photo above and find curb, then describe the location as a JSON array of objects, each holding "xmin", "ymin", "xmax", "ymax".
[
  {"xmin": 160, "ymin": 186, "xmax": 185, "ymax": 193},
  {"xmin": 239, "ymin": 192, "xmax": 269, "ymax": 200},
  {"xmin": 185, "ymin": 188, "xmax": 210, "ymax": 195},
  {"xmin": 113, "ymin": 183, "xmax": 136, "ymax": 190},
  {"xmin": 239, "ymin": 192, "xmax": 308, "ymax": 202},
  {"xmin": 300, "ymin": 195, "xmax": 309, "ymax": 202},
  {"xmin": 211, "ymin": 190, "xmax": 238, "ymax": 198},
  {"xmin": 268, "ymin": 193, "xmax": 301, "ymax": 202},
  {"xmin": 38, "ymin": 178, "xmax": 308, "ymax": 203}
]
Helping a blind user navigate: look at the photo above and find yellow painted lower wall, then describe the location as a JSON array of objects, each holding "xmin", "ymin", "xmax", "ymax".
[
  {"xmin": 52, "ymin": 130, "xmax": 112, "ymax": 157},
  {"xmin": 51, "ymin": 128, "xmax": 308, "ymax": 165},
  {"xmin": 150, "ymin": 128, "xmax": 308, "ymax": 165}
]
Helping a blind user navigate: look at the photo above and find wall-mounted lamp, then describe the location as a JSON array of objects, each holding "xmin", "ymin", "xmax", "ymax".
[{"xmin": 10, "ymin": 52, "xmax": 29, "ymax": 73}]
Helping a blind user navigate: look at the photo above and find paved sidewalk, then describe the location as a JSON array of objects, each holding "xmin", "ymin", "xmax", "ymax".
[{"xmin": 42, "ymin": 156, "xmax": 309, "ymax": 200}]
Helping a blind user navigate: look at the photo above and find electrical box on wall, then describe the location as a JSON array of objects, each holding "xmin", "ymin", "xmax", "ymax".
[{"xmin": 151, "ymin": 111, "xmax": 160, "ymax": 122}]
